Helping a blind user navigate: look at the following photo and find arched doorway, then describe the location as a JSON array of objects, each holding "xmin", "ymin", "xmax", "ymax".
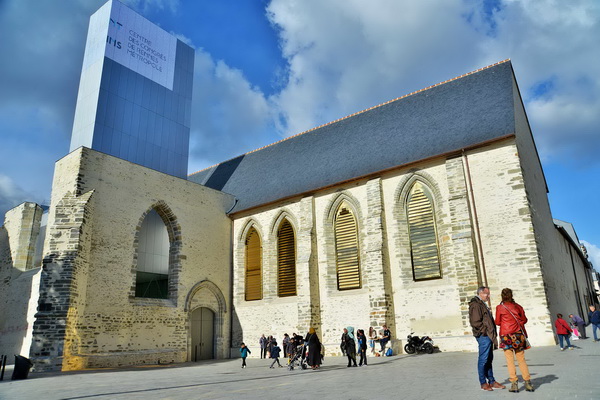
[{"xmin": 191, "ymin": 307, "xmax": 215, "ymax": 361}]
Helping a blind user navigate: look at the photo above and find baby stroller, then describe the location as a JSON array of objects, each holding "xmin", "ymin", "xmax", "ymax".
[{"xmin": 287, "ymin": 343, "xmax": 308, "ymax": 370}]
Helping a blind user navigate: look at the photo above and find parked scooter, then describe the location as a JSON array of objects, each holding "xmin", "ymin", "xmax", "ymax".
[{"xmin": 404, "ymin": 332, "xmax": 434, "ymax": 354}]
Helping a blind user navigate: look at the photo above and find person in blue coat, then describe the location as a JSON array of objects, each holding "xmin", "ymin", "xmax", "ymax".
[
  {"xmin": 269, "ymin": 341, "xmax": 283, "ymax": 368},
  {"xmin": 588, "ymin": 305, "xmax": 600, "ymax": 342},
  {"xmin": 240, "ymin": 343, "xmax": 251, "ymax": 368}
]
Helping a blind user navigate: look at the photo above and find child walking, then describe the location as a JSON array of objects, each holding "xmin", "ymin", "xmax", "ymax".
[
  {"xmin": 240, "ymin": 342, "xmax": 251, "ymax": 368},
  {"xmin": 269, "ymin": 341, "xmax": 283, "ymax": 368}
]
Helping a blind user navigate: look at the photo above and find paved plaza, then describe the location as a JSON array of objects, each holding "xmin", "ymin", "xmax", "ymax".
[{"xmin": 1, "ymin": 338, "xmax": 599, "ymax": 400}]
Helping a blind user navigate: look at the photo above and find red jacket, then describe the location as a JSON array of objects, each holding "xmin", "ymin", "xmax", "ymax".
[
  {"xmin": 495, "ymin": 302, "xmax": 528, "ymax": 336},
  {"xmin": 554, "ymin": 318, "xmax": 572, "ymax": 335}
]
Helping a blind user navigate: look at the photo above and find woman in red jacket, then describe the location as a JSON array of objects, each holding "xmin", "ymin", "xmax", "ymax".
[
  {"xmin": 495, "ymin": 288, "xmax": 534, "ymax": 393},
  {"xmin": 554, "ymin": 314, "xmax": 574, "ymax": 351}
]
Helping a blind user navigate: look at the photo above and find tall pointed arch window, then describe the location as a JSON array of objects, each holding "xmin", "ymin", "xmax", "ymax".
[
  {"xmin": 334, "ymin": 202, "xmax": 361, "ymax": 290},
  {"xmin": 407, "ymin": 181, "xmax": 441, "ymax": 280},
  {"xmin": 277, "ymin": 219, "xmax": 297, "ymax": 297},
  {"xmin": 245, "ymin": 227, "xmax": 262, "ymax": 301},
  {"xmin": 136, "ymin": 209, "xmax": 170, "ymax": 299}
]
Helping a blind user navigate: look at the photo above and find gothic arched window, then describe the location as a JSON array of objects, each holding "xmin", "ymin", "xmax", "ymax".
[
  {"xmin": 136, "ymin": 209, "xmax": 170, "ymax": 299},
  {"xmin": 334, "ymin": 202, "xmax": 361, "ymax": 290},
  {"xmin": 277, "ymin": 219, "xmax": 296, "ymax": 297},
  {"xmin": 245, "ymin": 227, "xmax": 262, "ymax": 301},
  {"xmin": 407, "ymin": 181, "xmax": 442, "ymax": 280}
]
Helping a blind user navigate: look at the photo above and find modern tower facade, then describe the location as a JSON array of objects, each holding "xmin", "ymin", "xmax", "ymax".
[{"xmin": 70, "ymin": 0, "xmax": 194, "ymax": 178}]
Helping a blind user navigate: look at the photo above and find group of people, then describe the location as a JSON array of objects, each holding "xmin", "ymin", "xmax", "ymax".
[
  {"xmin": 241, "ymin": 330, "xmax": 323, "ymax": 370},
  {"xmin": 241, "ymin": 324, "xmax": 393, "ymax": 370},
  {"xmin": 554, "ymin": 305, "xmax": 600, "ymax": 350},
  {"xmin": 469, "ymin": 287, "xmax": 534, "ymax": 393},
  {"xmin": 339, "ymin": 324, "xmax": 391, "ymax": 367},
  {"xmin": 469, "ymin": 286, "xmax": 600, "ymax": 393}
]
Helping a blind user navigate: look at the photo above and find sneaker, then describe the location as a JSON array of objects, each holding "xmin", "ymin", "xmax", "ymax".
[
  {"xmin": 491, "ymin": 382, "xmax": 506, "ymax": 389},
  {"xmin": 560, "ymin": 347, "xmax": 564, "ymax": 351},
  {"xmin": 569, "ymin": 346, "xmax": 574, "ymax": 350},
  {"xmin": 481, "ymin": 383, "xmax": 493, "ymax": 391}
]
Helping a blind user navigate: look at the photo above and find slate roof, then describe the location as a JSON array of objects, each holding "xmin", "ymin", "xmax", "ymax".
[{"xmin": 189, "ymin": 60, "xmax": 518, "ymax": 213}]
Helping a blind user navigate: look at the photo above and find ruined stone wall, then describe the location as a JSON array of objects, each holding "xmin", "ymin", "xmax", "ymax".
[
  {"xmin": 31, "ymin": 148, "xmax": 234, "ymax": 371},
  {"xmin": 0, "ymin": 203, "xmax": 43, "ymax": 361}
]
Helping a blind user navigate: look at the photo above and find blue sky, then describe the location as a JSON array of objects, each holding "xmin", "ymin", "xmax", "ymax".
[{"xmin": 0, "ymin": 0, "xmax": 598, "ymax": 268}]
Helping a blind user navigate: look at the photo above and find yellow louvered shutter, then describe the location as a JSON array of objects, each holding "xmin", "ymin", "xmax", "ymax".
[
  {"xmin": 335, "ymin": 205, "xmax": 361, "ymax": 290},
  {"xmin": 277, "ymin": 219, "xmax": 296, "ymax": 297},
  {"xmin": 407, "ymin": 183, "xmax": 441, "ymax": 280},
  {"xmin": 245, "ymin": 227, "xmax": 262, "ymax": 300}
]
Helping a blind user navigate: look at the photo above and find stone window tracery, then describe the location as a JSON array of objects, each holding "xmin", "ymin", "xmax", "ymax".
[
  {"xmin": 334, "ymin": 202, "xmax": 361, "ymax": 290},
  {"xmin": 277, "ymin": 218, "xmax": 297, "ymax": 297},
  {"xmin": 406, "ymin": 181, "xmax": 442, "ymax": 280},
  {"xmin": 135, "ymin": 208, "xmax": 170, "ymax": 298},
  {"xmin": 245, "ymin": 227, "xmax": 262, "ymax": 301}
]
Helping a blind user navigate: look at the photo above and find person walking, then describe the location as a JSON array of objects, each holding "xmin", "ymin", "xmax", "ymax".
[
  {"xmin": 269, "ymin": 341, "xmax": 283, "ymax": 368},
  {"xmin": 569, "ymin": 314, "xmax": 587, "ymax": 339},
  {"xmin": 469, "ymin": 286, "xmax": 505, "ymax": 392},
  {"xmin": 357, "ymin": 329, "xmax": 368, "ymax": 366},
  {"xmin": 341, "ymin": 327, "xmax": 358, "ymax": 367},
  {"xmin": 259, "ymin": 334, "xmax": 267, "ymax": 359},
  {"xmin": 240, "ymin": 343, "xmax": 251, "ymax": 368},
  {"xmin": 555, "ymin": 314, "xmax": 575, "ymax": 350},
  {"xmin": 305, "ymin": 327, "xmax": 322, "ymax": 370},
  {"xmin": 495, "ymin": 288, "xmax": 534, "ymax": 393},
  {"xmin": 588, "ymin": 305, "xmax": 600, "ymax": 342}
]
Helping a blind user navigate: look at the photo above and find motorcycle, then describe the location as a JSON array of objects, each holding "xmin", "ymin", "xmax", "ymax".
[{"xmin": 404, "ymin": 332, "xmax": 434, "ymax": 354}]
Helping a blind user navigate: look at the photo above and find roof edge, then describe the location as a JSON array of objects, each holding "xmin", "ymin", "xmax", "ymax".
[
  {"xmin": 229, "ymin": 133, "xmax": 516, "ymax": 216},
  {"xmin": 189, "ymin": 59, "xmax": 512, "ymax": 177}
]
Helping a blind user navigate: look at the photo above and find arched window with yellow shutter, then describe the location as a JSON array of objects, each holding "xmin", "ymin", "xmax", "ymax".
[
  {"xmin": 334, "ymin": 202, "xmax": 361, "ymax": 290},
  {"xmin": 277, "ymin": 219, "xmax": 297, "ymax": 297},
  {"xmin": 407, "ymin": 181, "xmax": 442, "ymax": 280},
  {"xmin": 245, "ymin": 227, "xmax": 262, "ymax": 301}
]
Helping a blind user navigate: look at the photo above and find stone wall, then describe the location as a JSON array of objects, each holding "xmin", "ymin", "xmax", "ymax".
[
  {"xmin": 231, "ymin": 137, "xmax": 582, "ymax": 354},
  {"xmin": 0, "ymin": 203, "xmax": 43, "ymax": 361},
  {"xmin": 31, "ymin": 147, "xmax": 234, "ymax": 371}
]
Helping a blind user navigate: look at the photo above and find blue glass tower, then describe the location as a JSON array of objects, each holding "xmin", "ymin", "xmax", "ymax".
[{"xmin": 70, "ymin": 0, "xmax": 194, "ymax": 178}]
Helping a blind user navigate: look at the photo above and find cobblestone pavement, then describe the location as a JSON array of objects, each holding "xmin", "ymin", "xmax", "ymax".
[{"xmin": 1, "ymin": 338, "xmax": 599, "ymax": 400}]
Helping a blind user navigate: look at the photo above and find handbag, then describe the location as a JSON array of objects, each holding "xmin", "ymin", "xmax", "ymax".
[{"xmin": 501, "ymin": 303, "xmax": 531, "ymax": 348}]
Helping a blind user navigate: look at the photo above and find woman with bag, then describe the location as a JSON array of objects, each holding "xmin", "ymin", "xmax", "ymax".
[
  {"xmin": 495, "ymin": 288, "xmax": 534, "ymax": 393},
  {"xmin": 554, "ymin": 314, "xmax": 575, "ymax": 350}
]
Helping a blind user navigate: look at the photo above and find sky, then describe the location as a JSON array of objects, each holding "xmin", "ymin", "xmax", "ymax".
[{"xmin": 0, "ymin": 0, "xmax": 598, "ymax": 269}]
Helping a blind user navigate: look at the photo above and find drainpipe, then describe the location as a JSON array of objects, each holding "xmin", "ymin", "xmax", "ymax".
[{"xmin": 462, "ymin": 151, "xmax": 489, "ymax": 291}]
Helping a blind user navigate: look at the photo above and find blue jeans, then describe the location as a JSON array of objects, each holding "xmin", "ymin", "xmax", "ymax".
[
  {"xmin": 558, "ymin": 334, "xmax": 572, "ymax": 348},
  {"xmin": 592, "ymin": 323, "xmax": 600, "ymax": 341},
  {"xmin": 476, "ymin": 335, "xmax": 495, "ymax": 385}
]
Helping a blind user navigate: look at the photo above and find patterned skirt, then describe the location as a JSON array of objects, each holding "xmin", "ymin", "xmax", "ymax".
[{"xmin": 499, "ymin": 330, "xmax": 530, "ymax": 351}]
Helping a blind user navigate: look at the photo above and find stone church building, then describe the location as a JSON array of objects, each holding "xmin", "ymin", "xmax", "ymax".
[{"xmin": 1, "ymin": 60, "xmax": 596, "ymax": 372}]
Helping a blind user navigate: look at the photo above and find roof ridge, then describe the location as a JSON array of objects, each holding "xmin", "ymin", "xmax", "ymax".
[{"xmin": 189, "ymin": 59, "xmax": 511, "ymax": 177}]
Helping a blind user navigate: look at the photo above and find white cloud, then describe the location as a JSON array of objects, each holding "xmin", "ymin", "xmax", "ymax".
[
  {"xmin": 469, "ymin": 0, "xmax": 600, "ymax": 164},
  {"xmin": 265, "ymin": 0, "xmax": 600, "ymax": 166},
  {"xmin": 267, "ymin": 0, "xmax": 483, "ymax": 135},
  {"xmin": 581, "ymin": 240, "xmax": 600, "ymax": 272},
  {"xmin": 188, "ymin": 49, "xmax": 274, "ymax": 173},
  {"xmin": 0, "ymin": 174, "xmax": 34, "ymax": 221}
]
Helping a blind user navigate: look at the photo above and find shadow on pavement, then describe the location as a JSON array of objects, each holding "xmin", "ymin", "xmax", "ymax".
[{"xmin": 530, "ymin": 373, "xmax": 558, "ymax": 389}]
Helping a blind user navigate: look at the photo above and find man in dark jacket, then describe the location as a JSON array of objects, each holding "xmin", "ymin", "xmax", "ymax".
[
  {"xmin": 588, "ymin": 305, "xmax": 600, "ymax": 342},
  {"xmin": 469, "ymin": 286, "xmax": 505, "ymax": 391}
]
